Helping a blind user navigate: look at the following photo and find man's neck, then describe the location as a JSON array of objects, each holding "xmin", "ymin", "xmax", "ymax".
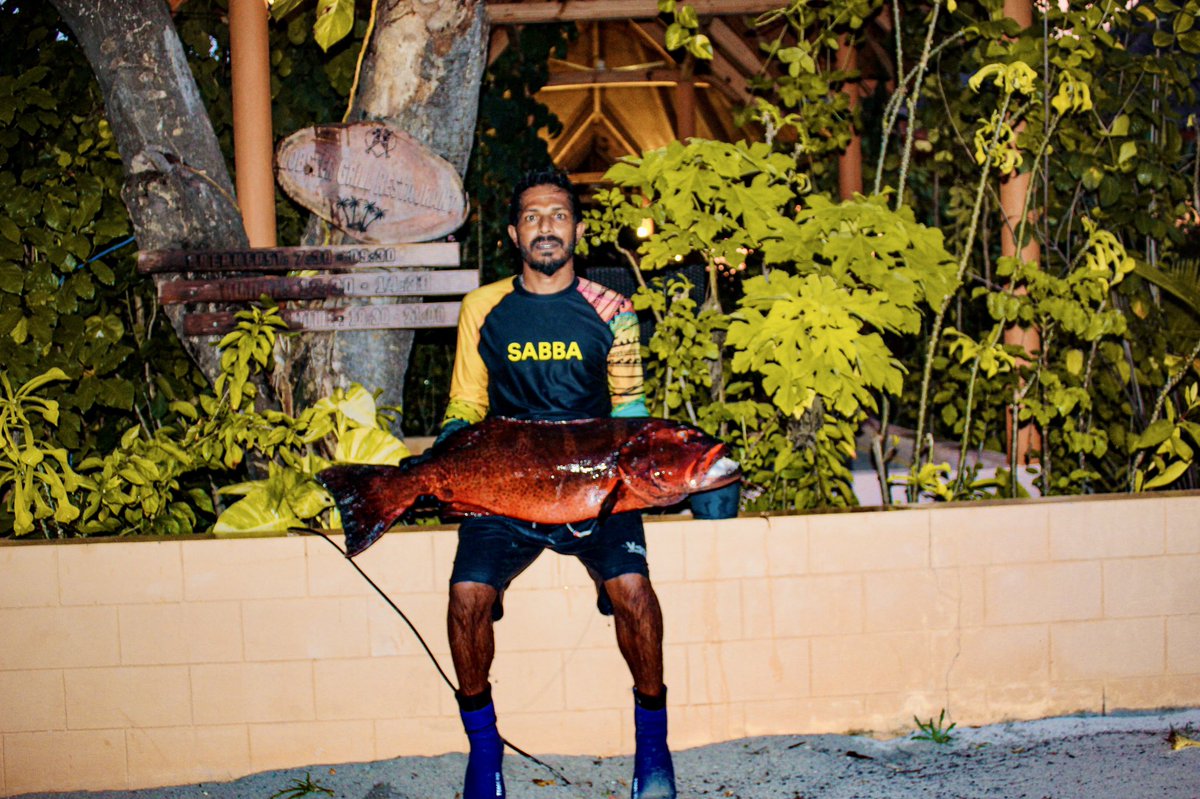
[{"xmin": 520, "ymin": 264, "xmax": 576, "ymax": 295}]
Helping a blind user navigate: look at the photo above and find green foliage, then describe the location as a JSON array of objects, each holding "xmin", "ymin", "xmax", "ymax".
[
  {"xmin": 588, "ymin": 140, "xmax": 955, "ymax": 510},
  {"xmin": 0, "ymin": 369, "xmax": 85, "ymax": 534},
  {"xmin": 587, "ymin": 0, "xmax": 1200, "ymax": 508},
  {"xmin": 0, "ymin": 5, "xmax": 205, "ymax": 464},
  {"xmin": 2, "ymin": 307, "xmax": 411, "ymax": 538},
  {"xmin": 913, "ymin": 709, "xmax": 957, "ymax": 745},
  {"xmin": 269, "ymin": 773, "xmax": 335, "ymax": 799}
]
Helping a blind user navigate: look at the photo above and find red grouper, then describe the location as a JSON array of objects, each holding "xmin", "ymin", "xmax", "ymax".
[{"xmin": 317, "ymin": 416, "xmax": 742, "ymax": 557}]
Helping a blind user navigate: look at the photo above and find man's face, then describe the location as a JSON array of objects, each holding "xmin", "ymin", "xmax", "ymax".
[{"xmin": 508, "ymin": 184, "xmax": 585, "ymax": 277}]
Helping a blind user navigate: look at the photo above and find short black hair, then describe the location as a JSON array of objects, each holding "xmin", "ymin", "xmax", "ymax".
[{"xmin": 508, "ymin": 167, "xmax": 581, "ymax": 228}]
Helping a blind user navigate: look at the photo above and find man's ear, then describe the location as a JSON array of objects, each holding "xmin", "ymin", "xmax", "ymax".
[
  {"xmin": 507, "ymin": 224, "xmax": 518, "ymax": 246},
  {"xmin": 575, "ymin": 219, "xmax": 586, "ymax": 240}
]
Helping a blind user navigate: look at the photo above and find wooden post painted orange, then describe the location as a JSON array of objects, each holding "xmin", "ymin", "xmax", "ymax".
[
  {"xmin": 836, "ymin": 35, "xmax": 863, "ymax": 200},
  {"xmin": 675, "ymin": 77, "xmax": 696, "ymax": 141},
  {"xmin": 1000, "ymin": 0, "xmax": 1041, "ymax": 463},
  {"xmin": 229, "ymin": 0, "xmax": 277, "ymax": 247}
]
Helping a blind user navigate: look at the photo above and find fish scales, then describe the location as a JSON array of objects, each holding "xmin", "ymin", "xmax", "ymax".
[{"xmin": 317, "ymin": 417, "xmax": 741, "ymax": 557}]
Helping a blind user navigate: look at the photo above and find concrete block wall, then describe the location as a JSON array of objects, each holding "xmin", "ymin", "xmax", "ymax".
[{"xmin": 1, "ymin": 492, "xmax": 1198, "ymax": 794}]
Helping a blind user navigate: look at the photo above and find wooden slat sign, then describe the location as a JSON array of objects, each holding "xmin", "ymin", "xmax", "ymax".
[
  {"xmin": 275, "ymin": 121, "xmax": 468, "ymax": 244},
  {"xmin": 184, "ymin": 301, "xmax": 463, "ymax": 337},
  {"xmin": 138, "ymin": 242, "xmax": 460, "ymax": 274},
  {"xmin": 160, "ymin": 269, "xmax": 478, "ymax": 304}
]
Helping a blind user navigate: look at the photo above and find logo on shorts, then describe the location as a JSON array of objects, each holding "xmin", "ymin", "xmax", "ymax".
[{"xmin": 623, "ymin": 541, "xmax": 647, "ymax": 557}]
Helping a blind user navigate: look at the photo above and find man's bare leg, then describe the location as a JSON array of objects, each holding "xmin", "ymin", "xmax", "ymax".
[
  {"xmin": 448, "ymin": 581, "xmax": 505, "ymax": 799},
  {"xmin": 606, "ymin": 573, "xmax": 676, "ymax": 799},
  {"xmin": 449, "ymin": 581, "xmax": 497, "ymax": 694}
]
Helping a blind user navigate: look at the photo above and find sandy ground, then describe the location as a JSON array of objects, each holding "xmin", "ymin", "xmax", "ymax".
[{"xmin": 16, "ymin": 708, "xmax": 1200, "ymax": 799}]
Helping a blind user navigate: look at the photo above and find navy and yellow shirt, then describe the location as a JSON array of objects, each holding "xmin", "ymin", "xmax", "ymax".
[{"xmin": 442, "ymin": 275, "xmax": 647, "ymax": 425}]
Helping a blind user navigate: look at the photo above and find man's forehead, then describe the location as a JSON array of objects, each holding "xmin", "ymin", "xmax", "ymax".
[{"xmin": 519, "ymin": 184, "xmax": 573, "ymax": 209}]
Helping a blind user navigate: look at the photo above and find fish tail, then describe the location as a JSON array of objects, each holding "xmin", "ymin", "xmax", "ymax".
[{"xmin": 315, "ymin": 465, "xmax": 415, "ymax": 557}]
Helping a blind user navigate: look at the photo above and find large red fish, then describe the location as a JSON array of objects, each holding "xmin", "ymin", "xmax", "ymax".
[{"xmin": 317, "ymin": 417, "xmax": 741, "ymax": 557}]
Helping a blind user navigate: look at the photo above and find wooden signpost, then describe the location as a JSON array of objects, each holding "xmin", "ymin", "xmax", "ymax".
[
  {"xmin": 274, "ymin": 122, "xmax": 468, "ymax": 244},
  {"xmin": 139, "ymin": 121, "xmax": 478, "ymax": 337}
]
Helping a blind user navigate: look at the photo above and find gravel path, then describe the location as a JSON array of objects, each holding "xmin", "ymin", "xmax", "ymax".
[{"xmin": 16, "ymin": 708, "xmax": 1200, "ymax": 799}]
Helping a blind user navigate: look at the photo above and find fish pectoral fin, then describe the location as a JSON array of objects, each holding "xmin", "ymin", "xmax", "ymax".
[{"xmin": 596, "ymin": 482, "xmax": 622, "ymax": 525}]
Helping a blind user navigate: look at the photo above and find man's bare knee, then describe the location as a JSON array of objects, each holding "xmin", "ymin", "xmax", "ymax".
[
  {"xmin": 604, "ymin": 574, "xmax": 656, "ymax": 616},
  {"xmin": 449, "ymin": 582, "xmax": 497, "ymax": 627}
]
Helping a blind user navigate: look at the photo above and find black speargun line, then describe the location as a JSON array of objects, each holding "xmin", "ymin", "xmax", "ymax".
[{"xmin": 300, "ymin": 526, "xmax": 575, "ymax": 788}]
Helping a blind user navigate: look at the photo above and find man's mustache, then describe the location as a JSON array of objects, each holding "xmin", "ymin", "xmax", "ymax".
[{"xmin": 531, "ymin": 235, "xmax": 564, "ymax": 248}]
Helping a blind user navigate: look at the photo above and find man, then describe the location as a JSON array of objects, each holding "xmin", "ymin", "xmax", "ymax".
[{"xmin": 437, "ymin": 167, "xmax": 676, "ymax": 799}]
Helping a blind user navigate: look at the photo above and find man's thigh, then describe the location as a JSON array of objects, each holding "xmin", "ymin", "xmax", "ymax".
[
  {"xmin": 449, "ymin": 516, "xmax": 546, "ymax": 592},
  {"xmin": 553, "ymin": 511, "xmax": 650, "ymax": 582}
]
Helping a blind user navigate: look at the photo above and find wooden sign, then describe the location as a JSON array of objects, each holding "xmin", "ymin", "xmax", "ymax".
[
  {"xmin": 138, "ymin": 242, "xmax": 460, "ymax": 274},
  {"xmin": 183, "ymin": 301, "xmax": 462, "ymax": 337},
  {"xmin": 159, "ymin": 270, "xmax": 479, "ymax": 304},
  {"xmin": 275, "ymin": 121, "xmax": 468, "ymax": 243}
]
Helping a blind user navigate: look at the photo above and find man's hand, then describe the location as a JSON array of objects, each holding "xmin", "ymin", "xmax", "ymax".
[{"xmin": 434, "ymin": 417, "xmax": 471, "ymax": 448}]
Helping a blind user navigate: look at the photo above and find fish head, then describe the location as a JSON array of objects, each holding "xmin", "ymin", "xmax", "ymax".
[{"xmin": 618, "ymin": 422, "xmax": 741, "ymax": 505}]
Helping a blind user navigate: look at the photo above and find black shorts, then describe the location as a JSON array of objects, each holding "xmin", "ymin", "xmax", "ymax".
[{"xmin": 450, "ymin": 511, "xmax": 649, "ymax": 617}]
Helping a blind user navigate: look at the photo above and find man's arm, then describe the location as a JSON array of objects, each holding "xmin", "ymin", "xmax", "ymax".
[
  {"xmin": 436, "ymin": 283, "xmax": 501, "ymax": 444},
  {"xmin": 606, "ymin": 296, "xmax": 648, "ymax": 419}
]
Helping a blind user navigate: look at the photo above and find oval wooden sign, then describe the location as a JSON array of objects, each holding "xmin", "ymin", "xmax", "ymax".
[{"xmin": 275, "ymin": 121, "xmax": 468, "ymax": 243}]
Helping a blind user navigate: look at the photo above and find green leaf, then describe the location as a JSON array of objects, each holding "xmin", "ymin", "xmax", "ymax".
[
  {"xmin": 270, "ymin": 0, "xmax": 307, "ymax": 19},
  {"xmin": 0, "ymin": 216, "xmax": 20, "ymax": 243},
  {"xmin": 1134, "ymin": 418, "xmax": 1175, "ymax": 449},
  {"xmin": 334, "ymin": 427, "xmax": 410, "ymax": 465},
  {"xmin": 1178, "ymin": 30, "xmax": 1200, "ymax": 52},
  {"xmin": 1151, "ymin": 30, "xmax": 1175, "ymax": 48},
  {"xmin": 686, "ymin": 33, "xmax": 714, "ymax": 60},
  {"xmin": 313, "ymin": 0, "xmax": 354, "ymax": 52},
  {"xmin": 0, "ymin": 262, "xmax": 23, "ymax": 293},
  {"xmin": 1143, "ymin": 459, "xmax": 1189, "ymax": 489},
  {"xmin": 1065, "ymin": 349, "xmax": 1084, "ymax": 376},
  {"xmin": 212, "ymin": 490, "xmax": 297, "ymax": 536},
  {"xmin": 664, "ymin": 22, "xmax": 688, "ymax": 51},
  {"xmin": 1118, "ymin": 141, "xmax": 1138, "ymax": 165}
]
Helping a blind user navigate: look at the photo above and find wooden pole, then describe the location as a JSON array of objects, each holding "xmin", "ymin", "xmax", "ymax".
[
  {"xmin": 1001, "ymin": 0, "xmax": 1041, "ymax": 463},
  {"xmin": 836, "ymin": 35, "xmax": 863, "ymax": 200},
  {"xmin": 676, "ymin": 77, "xmax": 696, "ymax": 141},
  {"xmin": 229, "ymin": 0, "xmax": 277, "ymax": 247}
]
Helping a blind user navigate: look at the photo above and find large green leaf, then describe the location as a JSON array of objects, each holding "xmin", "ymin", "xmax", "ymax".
[{"xmin": 1133, "ymin": 260, "xmax": 1200, "ymax": 318}]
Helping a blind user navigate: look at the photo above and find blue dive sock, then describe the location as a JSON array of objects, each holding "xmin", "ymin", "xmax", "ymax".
[
  {"xmin": 460, "ymin": 700, "xmax": 505, "ymax": 799},
  {"xmin": 632, "ymin": 690, "xmax": 676, "ymax": 799}
]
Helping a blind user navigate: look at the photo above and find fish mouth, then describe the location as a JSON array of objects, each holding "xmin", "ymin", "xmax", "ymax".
[{"xmin": 694, "ymin": 446, "xmax": 740, "ymax": 489}]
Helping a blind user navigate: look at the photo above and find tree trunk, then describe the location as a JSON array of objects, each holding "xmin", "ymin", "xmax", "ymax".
[
  {"xmin": 50, "ymin": 0, "xmax": 251, "ymax": 389},
  {"xmin": 284, "ymin": 0, "xmax": 489, "ymax": 429}
]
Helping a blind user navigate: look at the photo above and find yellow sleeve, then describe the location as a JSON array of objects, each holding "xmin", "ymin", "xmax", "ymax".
[{"xmin": 441, "ymin": 277, "xmax": 517, "ymax": 428}]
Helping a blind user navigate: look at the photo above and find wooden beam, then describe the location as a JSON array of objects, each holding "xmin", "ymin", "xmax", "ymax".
[
  {"xmin": 707, "ymin": 17, "xmax": 765, "ymax": 78},
  {"xmin": 159, "ymin": 270, "xmax": 480, "ymax": 304},
  {"xmin": 137, "ymin": 243, "xmax": 461, "ymax": 274},
  {"xmin": 487, "ymin": 1, "xmax": 782, "ymax": 24},
  {"xmin": 488, "ymin": 27, "xmax": 510, "ymax": 65},
  {"xmin": 183, "ymin": 301, "xmax": 463, "ymax": 336},
  {"xmin": 543, "ymin": 68, "xmax": 713, "ymax": 90},
  {"xmin": 708, "ymin": 50, "xmax": 754, "ymax": 105}
]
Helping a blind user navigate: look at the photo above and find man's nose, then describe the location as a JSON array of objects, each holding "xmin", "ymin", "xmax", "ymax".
[{"xmin": 536, "ymin": 215, "xmax": 553, "ymax": 233}]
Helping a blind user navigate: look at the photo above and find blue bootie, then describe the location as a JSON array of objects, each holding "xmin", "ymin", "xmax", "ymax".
[
  {"xmin": 461, "ymin": 701, "xmax": 505, "ymax": 799},
  {"xmin": 632, "ymin": 693, "xmax": 676, "ymax": 799}
]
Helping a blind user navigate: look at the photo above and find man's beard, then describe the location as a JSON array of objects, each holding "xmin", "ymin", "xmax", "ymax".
[{"xmin": 520, "ymin": 234, "xmax": 575, "ymax": 276}]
